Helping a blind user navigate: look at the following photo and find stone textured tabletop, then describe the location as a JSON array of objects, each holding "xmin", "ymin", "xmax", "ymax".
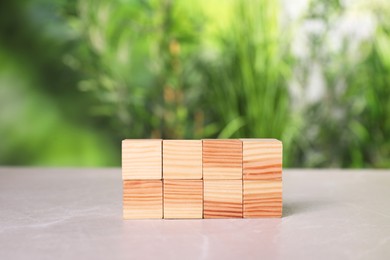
[{"xmin": 0, "ymin": 168, "xmax": 390, "ymax": 260}]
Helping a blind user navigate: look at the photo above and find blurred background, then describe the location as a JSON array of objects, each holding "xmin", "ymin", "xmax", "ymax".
[{"xmin": 0, "ymin": 0, "xmax": 389, "ymax": 168}]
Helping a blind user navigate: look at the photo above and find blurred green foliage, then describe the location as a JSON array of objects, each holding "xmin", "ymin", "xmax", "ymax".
[{"xmin": 0, "ymin": 0, "xmax": 388, "ymax": 167}]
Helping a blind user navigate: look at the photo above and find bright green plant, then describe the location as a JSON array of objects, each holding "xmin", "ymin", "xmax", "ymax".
[
  {"xmin": 200, "ymin": 0, "xmax": 293, "ymax": 149},
  {"xmin": 71, "ymin": 0, "xmax": 207, "ymax": 139}
]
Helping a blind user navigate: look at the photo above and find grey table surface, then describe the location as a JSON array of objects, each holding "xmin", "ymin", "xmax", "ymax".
[{"xmin": 0, "ymin": 168, "xmax": 390, "ymax": 260}]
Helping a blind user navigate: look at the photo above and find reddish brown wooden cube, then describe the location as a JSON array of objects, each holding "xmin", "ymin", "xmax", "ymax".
[
  {"xmin": 202, "ymin": 139, "xmax": 242, "ymax": 180},
  {"xmin": 123, "ymin": 180, "xmax": 163, "ymax": 219},
  {"xmin": 203, "ymin": 180, "xmax": 243, "ymax": 218},
  {"xmin": 242, "ymin": 139, "xmax": 282, "ymax": 181},
  {"xmin": 243, "ymin": 180, "xmax": 282, "ymax": 218}
]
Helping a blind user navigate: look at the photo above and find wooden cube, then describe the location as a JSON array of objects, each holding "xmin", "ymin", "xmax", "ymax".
[
  {"xmin": 202, "ymin": 139, "xmax": 242, "ymax": 180},
  {"xmin": 163, "ymin": 180, "xmax": 203, "ymax": 219},
  {"xmin": 203, "ymin": 180, "xmax": 242, "ymax": 218},
  {"xmin": 243, "ymin": 180, "xmax": 282, "ymax": 218},
  {"xmin": 242, "ymin": 139, "xmax": 282, "ymax": 181},
  {"xmin": 123, "ymin": 180, "xmax": 163, "ymax": 219},
  {"xmin": 122, "ymin": 139, "xmax": 162, "ymax": 180},
  {"xmin": 163, "ymin": 140, "xmax": 202, "ymax": 179}
]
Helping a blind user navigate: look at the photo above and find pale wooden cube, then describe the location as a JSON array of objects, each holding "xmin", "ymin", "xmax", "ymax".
[
  {"xmin": 163, "ymin": 140, "xmax": 202, "ymax": 179},
  {"xmin": 123, "ymin": 180, "xmax": 163, "ymax": 219},
  {"xmin": 163, "ymin": 180, "xmax": 203, "ymax": 219},
  {"xmin": 203, "ymin": 180, "xmax": 243, "ymax": 218},
  {"xmin": 122, "ymin": 139, "xmax": 162, "ymax": 180},
  {"xmin": 243, "ymin": 180, "xmax": 282, "ymax": 218},
  {"xmin": 242, "ymin": 139, "xmax": 282, "ymax": 181},
  {"xmin": 202, "ymin": 139, "xmax": 242, "ymax": 180}
]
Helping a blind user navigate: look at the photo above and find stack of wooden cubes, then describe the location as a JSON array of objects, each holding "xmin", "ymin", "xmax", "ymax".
[{"xmin": 122, "ymin": 139, "xmax": 282, "ymax": 219}]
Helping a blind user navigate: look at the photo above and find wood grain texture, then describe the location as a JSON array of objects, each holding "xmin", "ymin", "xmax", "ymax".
[
  {"xmin": 242, "ymin": 139, "xmax": 282, "ymax": 181},
  {"xmin": 123, "ymin": 180, "xmax": 163, "ymax": 219},
  {"xmin": 202, "ymin": 139, "xmax": 242, "ymax": 180},
  {"xmin": 163, "ymin": 180, "xmax": 203, "ymax": 219},
  {"xmin": 243, "ymin": 180, "xmax": 282, "ymax": 218},
  {"xmin": 163, "ymin": 140, "xmax": 202, "ymax": 179},
  {"xmin": 122, "ymin": 139, "xmax": 162, "ymax": 180},
  {"xmin": 203, "ymin": 180, "xmax": 243, "ymax": 218}
]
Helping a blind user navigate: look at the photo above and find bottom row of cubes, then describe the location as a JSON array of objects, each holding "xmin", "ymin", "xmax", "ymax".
[{"xmin": 123, "ymin": 180, "xmax": 282, "ymax": 219}]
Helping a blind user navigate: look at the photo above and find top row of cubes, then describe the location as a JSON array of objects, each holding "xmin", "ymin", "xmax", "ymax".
[{"xmin": 122, "ymin": 139, "xmax": 282, "ymax": 181}]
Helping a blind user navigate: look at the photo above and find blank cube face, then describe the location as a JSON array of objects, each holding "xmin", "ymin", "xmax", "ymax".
[
  {"xmin": 202, "ymin": 139, "xmax": 242, "ymax": 180},
  {"xmin": 203, "ymin": 180, "xmax": 243, "ymax": 218},
  {"xmin": 243, "ymin": 180, "xmax": 282, "ymax": 218},
  {"xmin": 163, "ymin": 140, "xmax": 202, "ymax": 179},
  {"xmin": 164, "ymin": 180, "xmax": 203, "ymax": 219},
  {"xmin": 122, "ymin": 139, "xmax": 162, "ymax": 180},
  {"xmin": 242, "ymin": 139, "xmax": 282, "ymax": 181},
  {"xmin": 123, "ymin": 180, "xmax": 163, "ymax": 219}
]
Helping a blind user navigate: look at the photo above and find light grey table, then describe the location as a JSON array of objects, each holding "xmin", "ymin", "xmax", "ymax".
[{"xmin": 0, "ymin": 168, "xmax": 389, "ymax": 260}]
